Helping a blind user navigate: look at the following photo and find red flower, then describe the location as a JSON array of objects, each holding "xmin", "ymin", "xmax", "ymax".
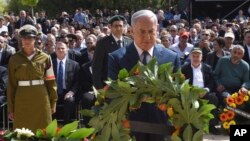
[
  {"xmin": 227, "ymin": 110, "xmax": 235, "ymax": 120},
  {"xmin": 235, "ymin": 95, "xmax": 244, "ymax": 105},
  {"xmin": 219, "ymin": 112, "xmax": 228, "ymax": 122},
  {"xmin": 226, "ymin": 97, "xmax": 234, "ymax": 105}
]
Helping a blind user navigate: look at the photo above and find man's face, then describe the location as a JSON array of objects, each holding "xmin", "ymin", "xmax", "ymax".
[
  {"xmin": 0, "ymin": 37, "xmax": 4, "ymax": 49},
  {"xmin": 131, "ymin": 16, "xmax": 157, "ymax": 51},
  {"xmin": 86, "ymin": 38, "xmax": 96, "ymax": 50},
  {"xmin": 55, "ymin": 42, "xmax": 68, "ymax": 59},
  {"xmin": 190, "ymin": 52, "xmax": 202, "ymax": 67},
  {"xmin": 110, "ymin": 20, "xmax": 124, "ymax": 37},
  {"xmin": 231, "ymin": 48, "xmax": 244, "ymax": 64},
  {"xmin": 244, "ymin": 33, "xmax": 250, "ymax": 46},
  {"xmin": 224, "ymin": 37, "xmax": 234, "ymax": 46}
]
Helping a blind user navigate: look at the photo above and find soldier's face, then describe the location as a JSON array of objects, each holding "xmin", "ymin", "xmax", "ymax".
[
  {"xmin": 21, "ymin": 36, "xmax": 36, "ymax": 50},
  {"xmin": 110, "ymin": 21, "xmax": 124, "ymax": 37}
]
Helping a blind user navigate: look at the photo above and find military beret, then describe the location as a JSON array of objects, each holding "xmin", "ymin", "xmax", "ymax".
[
  {"xmin": 108, "ymin": 15, "xmax": 126, "ymax": 24},
  {"xmin": 19, "ymin": 24, "xmax": 38, "ymax": 38},
  {"xmin": 66, "ymin": 34, "xmax": 77, "ymax": 42}
]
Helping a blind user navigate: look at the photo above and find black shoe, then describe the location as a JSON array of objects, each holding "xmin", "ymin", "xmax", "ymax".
[{"xmin": 209, "ymin": 126, "xmax": 220, "ymax": 135}]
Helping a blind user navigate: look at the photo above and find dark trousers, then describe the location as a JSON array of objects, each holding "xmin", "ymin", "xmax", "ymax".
[
  {"xmin": 129, "ymin": 103, "xmax": 171, "ymax": 141},
  {"xmin": 54, "ymin": 91, "xmax": 75, "ymax": 124},
  {"xmin": 80, "ymin": 92, "xmax": 96, "ymax": 126},
  {"xmin": 203, "ymin": 92, "xmax": 219, "ymax": 126}
]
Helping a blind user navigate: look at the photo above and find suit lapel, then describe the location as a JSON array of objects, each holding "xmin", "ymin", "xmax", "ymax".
[
  {"xmin": 153, "ymin": 45, "xmax": 163, "ymax": 63},
  {"xmin": 52, "ymin": 59, "xmax": 57, "ymax": 78},
  {"xmin": 65, "ymin": 59, "xmax": 70, "ymax": 83},
  {"xmin": 188, "ymin": 64, "xmax": 194, "ymax": 85},
  {"xmin": 126, "ymin": 44, "xmax": 140, "ymax": 68}
]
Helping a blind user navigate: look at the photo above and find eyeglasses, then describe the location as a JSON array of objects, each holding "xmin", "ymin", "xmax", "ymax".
[
  {"xmin": 202, "ymin": 34, "xmax": 210, "ymax": 36},
  {"xmin": 86, "ymin": 42, "xmax": 93, "ymax": 44}
]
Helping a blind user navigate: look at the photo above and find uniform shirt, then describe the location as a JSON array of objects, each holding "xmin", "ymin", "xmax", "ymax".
[{"xmin": 57, "ymin": 58, "xmax": 66, "ymax": 89}]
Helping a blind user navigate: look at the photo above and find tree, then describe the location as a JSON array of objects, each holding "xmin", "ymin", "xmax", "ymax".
[
  {"xmin": 0, "ymin": 0, "xmax": 7, "ymax": 14},
  {"xmin": 20, "ymin": 0, "xmax": 39, "ymax": 17}
]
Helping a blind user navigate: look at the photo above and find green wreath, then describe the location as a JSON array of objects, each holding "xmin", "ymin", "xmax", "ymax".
[{"xmin": 82, "ymin": 58, "xmax": 215, "ymax": 141}]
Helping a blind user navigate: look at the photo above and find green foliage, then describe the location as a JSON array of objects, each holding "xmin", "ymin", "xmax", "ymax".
[
  {"xmin": 81, "ymin": 58, "xmax": 215, "ymax": 141},
  {"xmin": 6, "ymin": 0, "xmax": 178, "ymax": 18},
  {"xmin": 21, "ymin": 0, "xmax": 39, "ymax": 7},
  {"xmin": 3, "ymin": 119, "xmax": 95, "ymax": 141}
]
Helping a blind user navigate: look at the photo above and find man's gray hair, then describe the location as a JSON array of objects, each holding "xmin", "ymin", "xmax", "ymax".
[
  {"xmin": 232, "ymin": 44, "xmax": 245, "ymax": 54},
  {"xmin": 131, "ymin": 10, "xmax": 158, "ymax": 26}
]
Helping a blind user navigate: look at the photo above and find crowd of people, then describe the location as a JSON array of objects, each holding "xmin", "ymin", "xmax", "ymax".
[{"xmin": 0, "ymin": 6, "xmax": 250, "ymax": 140}]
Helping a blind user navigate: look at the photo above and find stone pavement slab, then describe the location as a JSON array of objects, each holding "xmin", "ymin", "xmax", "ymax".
[{"xmin": 203, "ymin": 134, "xmax": 229, "ymax": 141}]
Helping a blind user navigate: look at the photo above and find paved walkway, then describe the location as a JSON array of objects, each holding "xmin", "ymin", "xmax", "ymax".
[{"xmin": 203, "ymin": 134, "xmax": 229, "ymax": 141}]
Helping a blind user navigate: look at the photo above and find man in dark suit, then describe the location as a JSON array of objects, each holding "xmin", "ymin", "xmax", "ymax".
[
  {"xmin": 108, "ymin": 10, "xmax": 180, "ymax": 141},
  {"xmin": 15, "ymin": 10, "xmax": 34, "ymax": 29},
  {"xmin": 0, "ymin": 36, "xmax": 15, "ymax": 67},
  {"xmin": 92, "ymin": 15, "xmax": 133, "ymax": 89},
  {"xmin": 52, "ymin": 41, "xmax": 80, "ymax": 124},
  {"xmin": 51, "ymin": 35, "xmax": 83, "ymax": 66},
  {"xmin": 181, "ymin": 47, "xmax": 219, "ymax": 135},
  {"xmin": 79, "ymin": 34, "xmax": 97, "ymax": 126},
  {"xmin": 242, "ymin": 30, "xmax": 250, "ymax": 66}
]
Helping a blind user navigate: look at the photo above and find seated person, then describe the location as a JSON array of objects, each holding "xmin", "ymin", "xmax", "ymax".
[
  {"xmin": 214, "ymin": 45, "xmax": 249, "ymax": 106},
  {"xmin": 52, "ymin": 42, "xmax": 80, "ymax": 124},
  {"xmin": 181, "ymin": 47, "xmax": 219, "ymax": 135}
]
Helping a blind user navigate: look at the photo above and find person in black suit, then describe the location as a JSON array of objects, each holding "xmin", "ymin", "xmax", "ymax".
[
  {"xmin": 92, "ymin": 15, "xmax": 133, "ymax": 89},
  {"xmin": 0, "ymin": 36, "xmax": 15, "ymax": 67},
  {"xmin": 242, "ymin": 30, "xmax": 250, "ymax": 66},
  {"xmin": 52, "ymin": 41, "xmax": 80, "ymax": 124},
  {"xmin": 78, "ymin": 34, "xmax": 97, "ymax": 126},
  {"xmin": 51, "ymin": 35, "xmax": 83, "ymax": 66},
  {"xmin": 181, "ymin": 47, "xmax": 219, "ymax": 135},
  {"xmin": 108, "ymin": 10, "xmax": 180, "ymax": 141},
  {"xmin": 15, "ymin": 10, "xmax": 34, "ymax": 29}
]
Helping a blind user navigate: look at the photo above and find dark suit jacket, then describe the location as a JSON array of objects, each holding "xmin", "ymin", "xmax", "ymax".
[
  {"xmin": 181, "ymin": 62, "xmax": 215, "ymax": 92},
  {"xmin": 52, "ymin": 58, "xmax": 80, "ymax": 95},
  {"xmin": 108, "ymin": 43, "xmax": 181, "ymax": 80},
  {"xmin": 205, "ymin": 50, "xmax": 230, "ymax": 70},
  {"xmin": 51, "ymin": 49, "xmax": 83, "ymax": 66},
  {"xmin": 79, "ymin": 61, "xmax": 93, "ymax": 94},
  {"xmin": 80, "ymin": 48, "xmax": 90, "ymax": 65},
  {"xmin": 0, "ymin": 66, "xmax": 7, "ymax": 96},
  {"xmin": 0, "ymin": 45, "xmax": 15, "ymax": 67},
  {"xmin": 108, "ymin": 43, "xmax": 181, "ymax": 125},
  {"xmin": 14, "ymin": 18, "xmax": 34, "ymax": 29},
  {"xmin": 92, "ymin": 35, "xmax": 132, "ymax": 89},
  {"xmin": 243, "ymin": 45, "xmax": 250, "ymax": 66}
]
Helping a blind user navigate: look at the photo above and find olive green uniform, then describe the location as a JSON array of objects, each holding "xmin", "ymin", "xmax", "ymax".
[{"xmin": 7, "ymin": 49, "xmax": 57, "ymax": 132}]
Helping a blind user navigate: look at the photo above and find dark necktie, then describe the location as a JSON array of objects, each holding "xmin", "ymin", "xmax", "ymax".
[
  {"xmin": 172, "ymin": 36, "xmax": 175, "ymax": 44},
  {"xmin": 117, "ymin": 40, "xmax": 122, "ymax": 48},
  {"xmin": 57, "ymin": 61, "xmax": 63, "ymax": 94},
  {"xmin": 142, "ymin": 51, "xmax": 149, "ymax": 65}
]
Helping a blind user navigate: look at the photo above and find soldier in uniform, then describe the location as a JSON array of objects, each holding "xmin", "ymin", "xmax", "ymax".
[{"xmin": 7, "ymin": 25, "xmax": 57, "ymax": 132}]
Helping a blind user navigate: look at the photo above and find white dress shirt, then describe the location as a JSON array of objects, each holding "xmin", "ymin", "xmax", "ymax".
[
  {"xmin": 191, "ymin": 64, "xmax": 204, "ymax": 88},
  {"xmin": 134, "ymin": 42, "xmax": 153, "ymax": 64}
]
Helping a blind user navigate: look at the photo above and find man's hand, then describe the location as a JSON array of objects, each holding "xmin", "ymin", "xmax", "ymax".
[
  {"xmin": 51, "ymin": 107, "xmax": 56, "ymax": 114},
  {"xmin": 217, "ymin": 84, "xmax": 225, "ymax": 92},
  {"xmin": 8, "ymin": 112, "xmax": 14, "ymax": 120},
  {"xmin": 64, "ymin": 91, "xmax": 74, "ymax": 100},
  {"xmin": 239, "ymin": 87, "xmax": 248, "ymax": 95}
]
